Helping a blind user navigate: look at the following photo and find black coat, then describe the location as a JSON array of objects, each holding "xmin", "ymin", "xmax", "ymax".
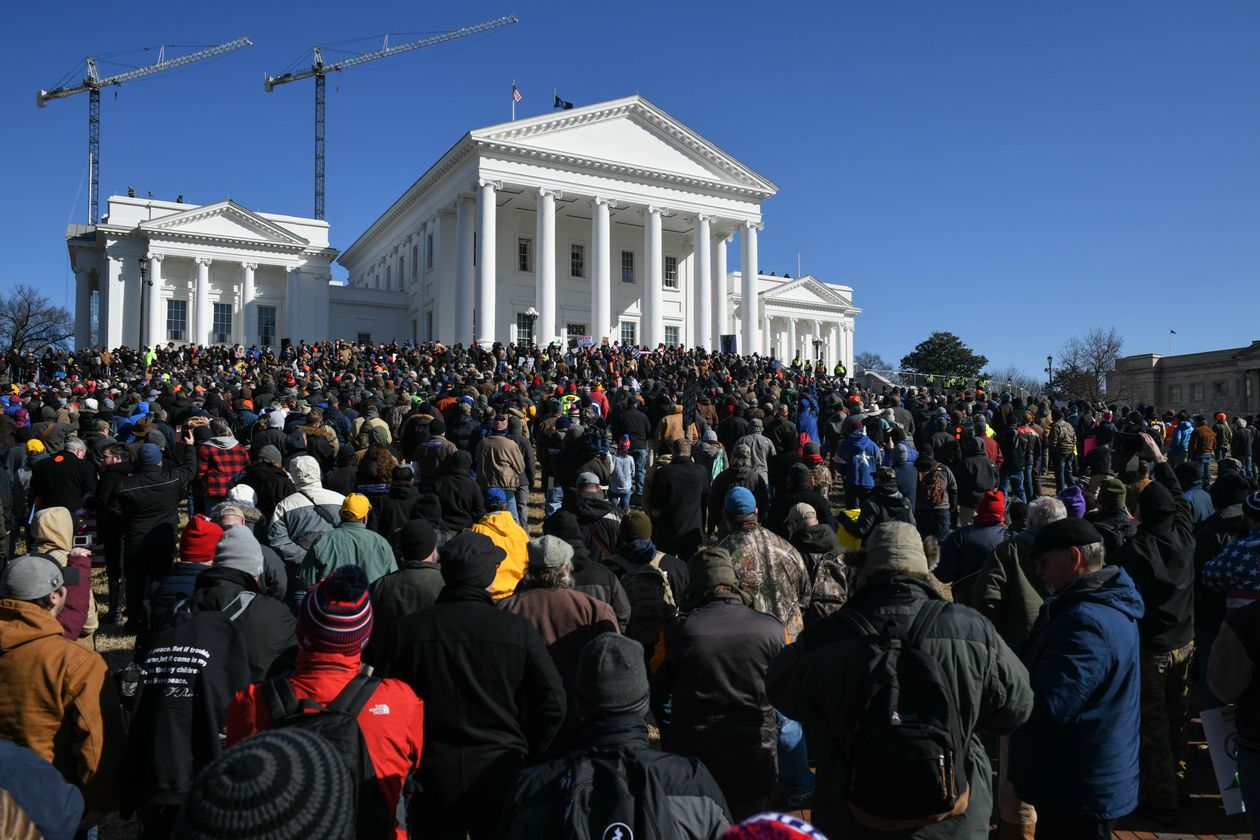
[
  {"xmin": 370, "ymin": 483, "xmax": 427, "ymax": 547},
  {"xmin": 187, "ymin": 565, "xmax": 298, "ymax": 681},
  {"xmin": 1117, "ymin": 499, "xmax": 1196, "ymax": 651},
  {"xmin": 717, "ymin": 414, "xmax": 750, "ymax": 455},
  {"xmin": 364, "ymin": 562, "xmax": 445, "ymax": 666},
  {"xmin": 29, "ymin": 452, "xmax": 97, "ymax": 512},
  {"xmin": 241, "ymin": 461, "xmax": 296, "ymax": 522},
  {"xmin": 655, "ymin": 595, "xmax": 785, "ymax": 804},
  {"xmin": 434, "ymin": 474, "xmax": 485, "ymax": 531},
  {"xmin": 836, "ymin": 486, "xmax": 914, "ymax": 542},
  {"xmin": 610, "ymin": 406, "xmax": 652, "ymax": 451},
  {"xmin": 108, "ymin": 444, "xmax": 196, "ymax": 569},
  {"xmin": 376, "ymin": 585, "xmax": 566, "ymax": 817},
  {"xmin": 647, "ymin": 459, "xmax": 708, "ymax": 558},
  {"xmin": 766, "ymin": 485, "xmax": 836, "ymax": 538}
]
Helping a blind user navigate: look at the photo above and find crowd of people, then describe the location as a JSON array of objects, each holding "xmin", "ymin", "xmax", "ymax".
[{"xmin": 2, "ymin": 336, "xmax": 1260, "ymax": 840}]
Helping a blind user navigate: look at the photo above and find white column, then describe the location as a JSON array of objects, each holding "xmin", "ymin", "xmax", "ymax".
[
  {"xmin": 741, "ymin": 222, "xmax": 759, "ymax": 355},
  {"xmin": 645, "ymin": 206, "xmax": 664, "ymax": 348},
  {"xmin": 285, "ymin": 267, "xmax": 299, "ymax": 342},
  {"xmin": 194, "ymin": 257, "xmax": 212, "ymax": 346},
  {"xmin": 241, "ymin": 262, "xmax": 257, "ymax": 347},
  {"xmin": 693, "ymin": 214, "xmax": 712, "ymax": 350},
  {"xmin": 711, "ymin": 232, "xmax": 728, "ymax": 345},
  {"xmin": 763, "ymin": 308, "xmax": 771, "ymax": 357},
  {"xmin": 74, "ymin": 270, "xmax": 92, "ymax": 350},
  {"xmin": 455, "ymin": 196, "xmax": 475, "ymax": 345},
  {"xmin": 475, "ymin": 179, "xmax": 499, "ymax": 347},
  {"xmin": 788, "ymin": 318, "xmax": 797, "ymax": 360},
  {"xmin": 145, "ymin": 253, "xmax": 163, "ymax": 349},
  {"xmin": 99, "ymin": 259, "xmax": 116, "ymax": 349},
  {"xmin": 591, "ymin": 197, "xmax": 612, "ymax": 342},
  {"xmin": 846, "ymin": 320, "xmax": 855, "ymax": 372},
  {"xmin": 535, "ymin": 188, "xmax": 558, "ymax": 346}
]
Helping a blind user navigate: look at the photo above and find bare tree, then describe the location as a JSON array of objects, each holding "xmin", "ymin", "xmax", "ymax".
[
  {"xmin": 985, "ymin": 364, "xmax": 1042, "ymax": 396},
  {"xmin": 0, "ymin": 285, "xmax": 74, "ymax": 355},
  {"xmin": 1057, "ymin": 327, "xmax": 1124, "ymax": 402}
]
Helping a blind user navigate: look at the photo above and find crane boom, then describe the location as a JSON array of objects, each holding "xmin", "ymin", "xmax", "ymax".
[
  {"xmin": 37, "ymin": 37, "xmax": 253, "ymax": 224},
  {"xmin": 264, "ymin": 15, "xmax": 519, "ymax": 219}
]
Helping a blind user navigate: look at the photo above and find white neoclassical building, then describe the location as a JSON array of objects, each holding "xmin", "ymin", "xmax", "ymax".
[{"xmin": 339, "ymin": 95, "xmax": 859, "ymax": 366}]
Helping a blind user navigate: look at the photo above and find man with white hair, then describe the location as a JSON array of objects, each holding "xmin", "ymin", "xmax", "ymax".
[{"xmin": 29, "ymin": 434, "xmax": 96, "ymax": 513}]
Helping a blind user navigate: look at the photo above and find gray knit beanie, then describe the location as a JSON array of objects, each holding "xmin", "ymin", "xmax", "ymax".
[
  {"xmin": 575, "ymin": 633, "xmax": 650, "ymax": 719},
  {"xmin": 527, "ymin": 535, "xmax": 573, "ymax": 569},
  {"xmin": 214, "ymin": 525, "xmax": 265, "ymax": 578},
  {"xmin": 176, "ymin": 728, "xmax": 355, "ymax": 840}
]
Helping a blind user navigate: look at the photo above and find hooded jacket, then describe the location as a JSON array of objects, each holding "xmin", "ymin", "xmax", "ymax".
[
  {"xmin": 475, "ymin": 432, "xmax": 526, "ymax": 491},
  {"xmin": 838, "ymin": 428, "xmax": 880, "ymax": 490},
  {"xmin": 975, "ymin": 528, "xmax": 1051, "ymax": 645},
  {"xmin": 0, "ymin": 599, "xmax": 123, "ymax": 815},
  {"xmin": 1117, "ymin": 483, "xmax": 1195, "ymax": 651},
  {"xmin": 186, "ymin": 564, "xmax": 298, "ymax": 682},
  {"xmin": 1010, "ymin": 565, "xmax": 1143, "ymax": 821},
  {"xmin": 835, "ymin": 485, "xmax": 912, "ymax": 543},
  {"xmin": 472, "ymin": 511, "xmax": 530, "ymax": 600},
  {"xmin": 434, "ymin": 451, "xmax": 485, "ymax": 531},
  {"xmin": 267, "ymin": 455, "xmax": 345, "ymax": 566},
  {"xmin": 240, "ymin": 460, "xmax": 296, "ymax": 521},
  {"xmin": 195, "ymin": 435, "xmax": 250, "ymax": 499},
  {"xmin": 301, "ymin": 521, "xmax": 398, "ymax": 588},
  {"xmin": 768, "ymin": 576, "xmax": 1033, "ymax": 838},
  {"xmin": 32, "ymin": 507, "xmax": 98, "ymax": 640}
]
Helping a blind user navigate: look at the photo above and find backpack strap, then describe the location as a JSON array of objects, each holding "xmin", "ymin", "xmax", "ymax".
[
  {"xmin": 223, "ymin": 590, "xmax": 256, "ymax": 621},
  {"xmin": 301, "ymin": 490, "xmax": 337, "ymax": 526},
  {"xmin": 328, "ymin": 671, "xmax": 383, "ymax": 718},
  {"xmin": 262, "ymin": 676, "xmax": 300, "ymax": 722},
  {"xmin": 837, "ymin": 607, "xmax": 883, "ymax": 641},
  {"xmin": 905, "ymin": 599, "xmax": 947, "ymax": 650}
]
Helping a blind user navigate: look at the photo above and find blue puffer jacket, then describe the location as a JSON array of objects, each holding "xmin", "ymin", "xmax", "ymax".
[
  {"xmin": 1171, "ymin": 420, "xmax": 1193, "ymax": 454},
  {"xmin": 1010, "ymin": 565, "xmax": 1144, "ymax": 820},
  {"xmin": 797, "ymin": 397, "xmax": 820, "ymax": 445},
  {"xmin": 839, "ymin": 429, "xmax": 880, "ymax": 489}
]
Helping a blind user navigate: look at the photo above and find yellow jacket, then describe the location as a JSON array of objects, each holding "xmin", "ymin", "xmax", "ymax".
[{"xmin": 472, "ymin": 511, "xmax": 530, "ymax": 600}]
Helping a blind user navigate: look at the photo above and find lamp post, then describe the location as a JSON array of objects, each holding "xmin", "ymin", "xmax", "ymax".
[
  {"xmin": 812, "ymin": 337, "xmax": 823, "ymax": 363},
  {"xmin": 137, "ymin": 257, "xmax": 152, "ymax": 350},
  {"xmin": 1045, "ymin": 354, "xmax": 1054, "ymax": 398},
  {"xmin": 524, "ymin": 306, "xmax": 539, "ymax": 347}
]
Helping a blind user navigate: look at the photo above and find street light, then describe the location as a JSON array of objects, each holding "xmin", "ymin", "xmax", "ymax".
[
  {"xmin": 137, "ymin": 257, "xmax": 152, "ymax": 350},
  {"xmin": 812, "ymin": 337, "xmax": 823, "ymax": 362},
  {"xmin": 1045, "ymin": 354, "xmax": 1054, "ymax": 397},
  {"xmin": 524, "ymin": 306, "xmax": 539, "ymax": 346}
]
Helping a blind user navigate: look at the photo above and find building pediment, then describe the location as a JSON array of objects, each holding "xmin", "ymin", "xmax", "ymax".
[
  {"xmin": 472, "ymin": 96, "xmax": 777, "ymax": 198},
  {"xmin": 139, "ymin": 200, "xmax": 309, "ymax": 247},
  {"xmin": 761, "ymin": 276, "xmax": 859, "ymax": 311}
]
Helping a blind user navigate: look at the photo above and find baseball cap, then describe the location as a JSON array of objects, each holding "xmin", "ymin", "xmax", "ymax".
[
  {"xmin": 0, "ymin": 554, "xmax": 79, "ymax": 600},
  {"xmin": 576, "ymin": 471, "xmax": 601, "ymax": 488},
  {"xmin": 340, "ymin": 493, "xmax": 372, "ymax": 521}
]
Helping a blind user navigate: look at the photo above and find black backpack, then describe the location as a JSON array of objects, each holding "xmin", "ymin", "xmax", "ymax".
[
  {"xmin": 557, "ymin": 745, "xmax": 674, "ymax": 840},
  {"xmin": 262, "ymin": 672, "xmax": 396, "ymax": 840},
  {"xmin": 839, "ymin": 600, "xmax": 970, "ymax": 831},
  {"xmin": 618, "ymin": 554, "xmax": 678, "ymax": 664}
]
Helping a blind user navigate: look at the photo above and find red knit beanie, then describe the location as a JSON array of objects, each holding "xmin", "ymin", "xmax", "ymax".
[
  {"xmin": 298, "ymin": 565, "xmax": 374, "ymax": 654},
  {"xmin": 722, "ymin": 812, "xmax": 829, "ymax": 839},
  {"xmin": 975, "ymin": 489, "xmax": 1006, "ymax": 526},
  {"xmin": 180, "ymin": 515, "xmax": 224, "ymax": 564}
]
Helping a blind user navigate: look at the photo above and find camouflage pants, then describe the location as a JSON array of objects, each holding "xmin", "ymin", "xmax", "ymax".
[{"xmin": 1139, "ymin": 641, "xmax": 1195, "ymax": 807}]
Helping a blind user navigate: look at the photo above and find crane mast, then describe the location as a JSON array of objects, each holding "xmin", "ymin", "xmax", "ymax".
[
  {"xmin": 37, "ymin": 37, "xmax": 253, "ymax": 224},
  {"xmin": 264, "ymin": 15, "xmax": 518, "ymax": 220}
]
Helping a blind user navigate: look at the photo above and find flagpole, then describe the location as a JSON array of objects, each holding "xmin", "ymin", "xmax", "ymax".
[{"xmin": 512, "ymin": 79, "xmax": 516, "ymax": 121}]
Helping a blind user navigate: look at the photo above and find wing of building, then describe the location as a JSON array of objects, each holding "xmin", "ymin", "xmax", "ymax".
[{"xmin": 339, "ymin": 94, "xmax": 859, "ymax": 367}]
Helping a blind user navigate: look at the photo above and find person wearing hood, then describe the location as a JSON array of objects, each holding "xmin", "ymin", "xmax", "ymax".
[
  {"xmin": 786, "ymin": 502, "xmax": 848, "ymax": 623},
  {"xmin": 735, "ymin": 417, "xmax": 777, "ymax": 492},
  {"xmin": 913, "ymin": 447, "xmax": 959, "ymax": 545},
  {"xmin": 837, "ymin": 418, "xmax": 881, "ymax": 508},
  {"xmin": 954, "ymin": 434, "xmax": 999, "ymax": 526},
  {"xmin": 1010, "ymin": 518, "xmax": 1144, "ymax": 839},
  {"xmin": 502, "ymin": 633, "xmax": 732, "ymax": 839},
  {"xmin": 194, "ymin": 418, "xmax": 249, "ymax": 512},
  {"xmin": 365, "ymin": 519, "xmax": 445, "ymax": 666},
  {"xmin": 1168, "ymin": 412, "xmax": 1193, "ymax": 467},
  {"xmin": 890, "ymin": 441, "xmax": 919, "ymax": 509},
  {"xmin": 268, "ymin": 454, "xmax": 345, "ymax": 604},
  {"xmin": 766, "ymin": 461, "xmax": 836, "ymax": 540},
  {"xmin": 542, "ymin": 510, "xmax": 631, "ymax": 631},
  {"xmin": 708, "ymin": 444, "xmax": 770, "ymax": 536},
  {"xmin": 249, "ymin": 408, "xmax": 288, "ymax": 460},
  {"xmin": 301, "ymin": 493, "xmax": 398, "ymax": 588},
  {"xmin": 374, "ymin": 531, "xmax": 566, "ymax": 840},
  {"xmin": 182, "ymin": 523, "xmax": 298, "ymax": 681},
  {"xmin": 147, "ymin": 514, "xmax": 223, "ymax": 631},
  {"xmin": 647, "ymin": 439, "xmax": 710, "ymax": 560},
  {"xmin": 370, "ymin": 464, "xmax": 428, "ymax": 548},
  {"xmin": 564, "ymin": 471, "xmax": 625, "ymax": 560},
  {"xmin": 1085, "ymin": 477, "xmax": 1137, "ymax": 564},
  {"xmin": 768, "ymin": 521, "xmax": 1033, "ymax": 839},
  {"xmin": 937, "ymin": 490, "xmax": 1008, "ymax": 607},
  {"xmin": 239, "ymin": 443, "xmax": 296, "ymax": 522},
  {"xmin": 472, "ymin": 487, "xmax": 530, "ymax": 600},
  {"xmin": 654, "ymin": 545, "xmax": 785, "ymax": 819},
  {"xmin": 835, "ymin": 466, "xmax": 912, "ymax": 545},
  {"xmin": 499, "ymin": 535, "xmax": 619, "ymax": 749},
  {"xmin": 433, "ymin": 449, "xmax": 485, "ymax": 531},
  {"xmin": 30, "ymin": 505, "xmax": 98, "ymax": 645},
  {"xmin": 0, "ymin": 555, "xmax": 124, "ymax": 830},
  {"xmin": 108, "ymin": 435, "xmax": 196, "ymax": 632},
  {"xmin": 1174, "ymin": 462, "xmax": 1215, "ymax": 525},
  {"xmin": 1117, "ymin": 476, "xmax": 1197, "ymax": 824}
]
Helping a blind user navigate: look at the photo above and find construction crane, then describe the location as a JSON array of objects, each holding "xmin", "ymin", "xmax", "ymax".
[
  {"xmin": 265, "ymin": 15, "xmax": 518, "ymax": 220},
  {"xmin": 37, "ymin": 37, "xmax": 253, "ymax": 225}
]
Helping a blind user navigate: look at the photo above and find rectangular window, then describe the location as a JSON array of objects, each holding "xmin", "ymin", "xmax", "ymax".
[
  {"xmin": 426, "ymin": 311, "xmax": 433, "ymax": 342},
  {"xmin": 1168, "ymin": 384, "xmax": 1182, "ymax": 403},
  {"xmin": 357, "ymin": 332, "xmax": 372, "ymax": 346},
  {"xmin": 621, "ymin": 250, "xmax": 635, "ymax": 284},
  {"xmin": 398, "ymin": 256, "xmax": 405, "ymax": 288},
  {"xmin": 571, "ymin": 244, "xmax": 585, "ymax": 278},
  {"xmin": 412, "ymin": 246, "xmax": 419, "ymax": 282},
  {"xmin": 664, "ymin": 256, "xmax": 679, "ymax": 289},
  {"xmin": 385, "ymin": 265, "xmax": 392, "ymax": 290},
  {"xmin": 664, "ymin": 325, "xmax": 680, "ymax": 346},
  {"xmin": 211, "ymin": 303, "xmax": 232, "ymax": 345},
  {"xmin": 166, "ymin": 299, "xmax": 187, "ymax": 342},
  {"xmin": 620, "ymin": 320, "xmax": 637, "ymax": 347},
  {"xmin": 258, "ymin": 305, "xmax": 276, "ymax": 347},
  {"xmin": 566, "ymin": 322, "xmax": 587, "ymax": 340},
  {"xmin": 1214, "ymin": 381, "xmax": 1228, "ymax": 397},
  {"xmin": 426, "ymin": 233, "xmax": 434, "ymax": 270},
  {"xmin": 516, "ymin": 312, "xmax": 534, "ymax": 345},
  {"xmin": 1190, "ymin": 383, "xmax": 1205, "ymax": 402},
  {"xmin": 518, "ymin": 237, "xmax": 533, "ymax": 273}
]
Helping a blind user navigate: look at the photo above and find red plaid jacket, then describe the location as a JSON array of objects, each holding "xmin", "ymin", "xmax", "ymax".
[{"xmin": 196, "ymin": 439, "xmax": 251, "ymax": 498}]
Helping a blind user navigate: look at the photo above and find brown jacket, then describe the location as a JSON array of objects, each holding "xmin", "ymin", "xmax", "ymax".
[
  {"xmin": 1190, "ymin": 425, "xmax": 1217, "ymax": 458},
  {"xmin": 476, "ymin": 434, "xmax": 526, "ymax": 491},
  {"xmin": 0, "ymin": 600, "xmax": 123, "ymax": 814},
  {"xmin": 655, "ymin": 406, "xmax": 686, "ymax": 444}
]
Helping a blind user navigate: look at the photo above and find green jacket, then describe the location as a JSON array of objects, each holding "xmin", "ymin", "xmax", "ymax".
[{"xmin": 300, "ymin": 521, "xmax": 397, "ymax": 586}]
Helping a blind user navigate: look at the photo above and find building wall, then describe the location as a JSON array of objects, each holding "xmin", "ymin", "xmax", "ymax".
[
  {"xmin": 1114, "ymin": 342, "xmax": 1260, "ymax": 416},
  {"xmin": 327, "ymin": 286, "xmax": 410, "ymax": 345}
]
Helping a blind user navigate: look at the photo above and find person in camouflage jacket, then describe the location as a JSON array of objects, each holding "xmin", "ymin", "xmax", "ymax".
[{"xmin": 715, "ymin": 486, "xmax": 810, "ymax": 641}]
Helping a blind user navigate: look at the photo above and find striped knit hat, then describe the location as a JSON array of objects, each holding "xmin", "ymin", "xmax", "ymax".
[
  {"xmin": 176, "ymin": 728, "xmax": 354, "ymax": 840},
  {"xmin": 297, "ymin": 565, "xmax": 373, "ymax": 654}
]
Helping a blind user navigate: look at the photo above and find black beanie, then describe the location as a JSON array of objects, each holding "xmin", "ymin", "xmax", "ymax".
[
  {"xmin": 399, "ymin": 519, "xmax": 438, "ymax": 565},
  {"xmin": 1139, "ymin": 481, "xmax": 1177, "ymax": 523},
  {"xmin": 428, "ymin": 413, "xmax": 446, "ymax": 435},
  {"xmin": 439, "ymin": 530, "xmax": 504, "ymax": 588},
  {"xmin": 176, "ymin": 729, "xmax": 354, "ymax": 840},
  {"xmin": 1211, "ymin": 472, "xmax": 1251, "ymax": 510},
  {"xmin": 575, "ymin": 633, "xmax": 650, "ymax": 720}
]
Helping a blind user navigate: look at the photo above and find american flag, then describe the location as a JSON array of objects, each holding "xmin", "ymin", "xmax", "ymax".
[{"xmin": 512, "ymin": 84, "xmax": 523, "ymax": 103}]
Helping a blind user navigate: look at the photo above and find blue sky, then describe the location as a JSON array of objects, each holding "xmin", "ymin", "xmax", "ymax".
[{"xmin": 4, "ymin": 1, "xmax": 1257, "ymax": 376}]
